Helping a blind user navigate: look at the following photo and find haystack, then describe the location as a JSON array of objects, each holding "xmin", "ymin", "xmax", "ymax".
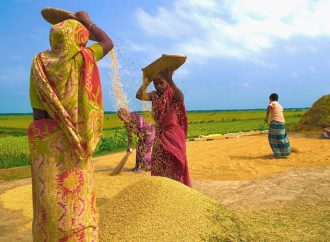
[
  {"xmin": 99, "ymin": 176, "xmax": 247, "ymax": 242},
  {"xmin": 295, "ymin": 94, "xmax": 330, "ymax": 131}
]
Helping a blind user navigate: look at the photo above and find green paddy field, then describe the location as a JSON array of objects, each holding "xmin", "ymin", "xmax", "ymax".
[{"xmin": 0, "ymin": 109, "xmax": 306, "ymax": 169}]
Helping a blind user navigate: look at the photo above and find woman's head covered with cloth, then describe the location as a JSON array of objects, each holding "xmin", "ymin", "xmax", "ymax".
[{"xmin": 30, "ymin": 19, "xmax": 104, "ymax": 160}]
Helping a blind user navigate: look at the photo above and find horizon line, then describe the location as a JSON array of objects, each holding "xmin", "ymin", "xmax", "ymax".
[{"xmin": 0, "ymin": 107, "xmax": 308, "ymax": 115}]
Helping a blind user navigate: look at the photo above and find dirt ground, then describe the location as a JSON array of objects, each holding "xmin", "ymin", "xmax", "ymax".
[{"xmin": 0, "ymin": 133, "xmax": 329, "ymax": 241}]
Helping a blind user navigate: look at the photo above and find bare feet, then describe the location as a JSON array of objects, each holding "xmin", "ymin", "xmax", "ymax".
[{"xmin": 271, "ymin": 155, "xmax": 289, "ymax": 159}]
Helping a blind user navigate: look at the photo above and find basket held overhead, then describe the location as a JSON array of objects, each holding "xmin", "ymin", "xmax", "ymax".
[
  {"xmin": 41, "ymin": 7, "xmax": 97, "ymax": 41},
  {"xmin": 142, "ymin": 54, "xmax": 187, "ymax": 79}
]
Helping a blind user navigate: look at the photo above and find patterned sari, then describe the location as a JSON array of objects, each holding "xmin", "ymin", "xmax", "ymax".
[
  {"xmin": 28, "ymin": 20, "xmax": 103, "ymax": 241},
  {"xmin": 125, "ymin": 112, "xmax": 155, "ymax": 169},
  {"xmin": 151, "ymin": 87, "xmax": 192, "ymax": 187}
]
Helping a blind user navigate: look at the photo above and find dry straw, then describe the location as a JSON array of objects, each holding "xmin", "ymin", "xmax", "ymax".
[{"xmin": 295, "ymin": 94, "xmax": 330, "ymax": 131}]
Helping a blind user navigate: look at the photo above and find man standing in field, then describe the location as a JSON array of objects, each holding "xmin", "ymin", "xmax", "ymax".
[{"xmin": 265, "ymin": 93, "xmax": 291, "ymax": 158}]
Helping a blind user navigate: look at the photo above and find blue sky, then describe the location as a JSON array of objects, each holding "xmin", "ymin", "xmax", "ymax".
[{"xmin": 0, "ymin": 0, "xmax": 329, "ymax": 113}]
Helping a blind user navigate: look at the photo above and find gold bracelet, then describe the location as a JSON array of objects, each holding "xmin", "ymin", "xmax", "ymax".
[{"xmin": 88, "ymin": 22, "xmax": 95, "ymax": 31}]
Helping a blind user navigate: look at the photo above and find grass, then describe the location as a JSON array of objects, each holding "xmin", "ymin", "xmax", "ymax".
[
  {"xmin": 0, "ymin": 114, "xmax": 32, "ymax": 130},
  {"xmin": 95, "ymin": 129, "xmax": 138, "ymax": 156},
  {"xmin": 0, "ymin": 128, "xmax": 27, "ymax": 137},
  {"xmin": 0, "ymin": 109, "xmax": 305, "ymax": 130},
  {"xmin": 0, "ymin": 110, "xmax": 306, "ymax": 169},
  {"xmin": 0, "ymin": 136, "xmax": 29, "ymax": 168},
  {"xmin": 187, "ymin": 116, "xmax": 300, "ymax": 138},
  {"xmin": 187, "ymin": 109, "xmax": 305, "ymax": 123},
  {"xmin": 0, "ymin": 166, "xmax": 31, "ymax": 181}
]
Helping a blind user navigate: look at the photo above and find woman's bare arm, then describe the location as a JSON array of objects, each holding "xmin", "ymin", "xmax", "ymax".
[
  {"xmin": 75, "ymin": 11, "xmax": 114, "ymax": 56},
  {"xmin": 160, "ymin": 69, "xmax": 184, "ymax": 102},
  {"xmin": 136, "ymin": 78, "xmax": 153, "ymax": 101},
  {"xmin": 264, "ymin": 106, "xmax": 271, "ymax": 124}
]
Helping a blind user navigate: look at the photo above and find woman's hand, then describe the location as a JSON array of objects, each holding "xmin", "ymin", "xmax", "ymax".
[
  {"xmin": 75, "ymin": 11, "xmax": 92, "ymax": 27},
  {"xmin": 143, "ymin": 75, "xmax": 152, "ymax": 86},
  {"xmin": 159, "ymin": 69, "xmax": 184, "ymax": 102},
  {"xmin": 75, "ymin": 10, "xmax": 114, "ymax": 57},
  {"xmin": 127, "ymin": 147, "xmax": 133, "ymax": 153},
  {"xmin": 136, "ymin": 75, "xmax": 153, "ymax": 101},
  {"xmin": 264, "ymin": 117, "xmax": 270, "ymax": 125}
]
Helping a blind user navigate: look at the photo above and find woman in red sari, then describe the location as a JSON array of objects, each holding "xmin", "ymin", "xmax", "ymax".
[
  {"xmin": 28, "ymin": 11, "xmax": 113, "ymax": 241},
  {"xmin": 136, "ymin": 69, "xmax": 191, "ymax": 187}
]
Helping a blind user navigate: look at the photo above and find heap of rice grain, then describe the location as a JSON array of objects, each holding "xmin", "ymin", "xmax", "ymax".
[
  {"xmin": 99, "ymin": 176, "xmax": 247, "ymax": 242},
  {"xmin": 295, "ymin": 94, "xmax": 330, "ymax": 131}
]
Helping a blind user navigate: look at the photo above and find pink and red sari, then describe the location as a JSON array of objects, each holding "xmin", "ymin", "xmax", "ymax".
[
  {"xmin": 151, "ymin": 87, "xmax": 192, "ymax": 187},
  {"xmin": 125, "ymin": 112, "xmax": 155, "ymax": 169},
  {"xmin": 28, "ymin": 20, "xmax": 103, "ymax": 241}
]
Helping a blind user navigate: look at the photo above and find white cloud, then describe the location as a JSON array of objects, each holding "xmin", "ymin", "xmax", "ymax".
[{"xmin": 136, "ymin": 0, "xmax": 330, "ymax": 60}]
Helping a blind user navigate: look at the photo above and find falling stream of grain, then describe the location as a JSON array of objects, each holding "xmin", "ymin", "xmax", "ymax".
[
  {"xmin": 109, "ymin": 49, "xmax": 128, "ymax": 110},
  {"xmin": 109, "ymin": 48, "xmax": 152, "ymax": 113}
]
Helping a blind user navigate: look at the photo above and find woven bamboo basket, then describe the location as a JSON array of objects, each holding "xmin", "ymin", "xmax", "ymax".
[
  {"xmin": 41, "ymin": 8, "xmax": 97, "ymax": 41},
  {"xmin": 142, "ymin": 54, "xmax": 187, "ymax": 79}
]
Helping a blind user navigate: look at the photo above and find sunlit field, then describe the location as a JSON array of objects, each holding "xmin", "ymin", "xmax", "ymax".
[
  {"xmin": 0, "ymin": 109, "xmax": 305, "ymax": 168},
  {"xmin": 2, "ymin": 108, "xmax": 329, "ymax": 242},
  {"xmin": 2, "ymin": 0, "xmax": 330, "ymax": 240}
]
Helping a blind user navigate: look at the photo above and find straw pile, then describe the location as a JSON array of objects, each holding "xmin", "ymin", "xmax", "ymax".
[
  {"xmin": 99, "ymin": 176, "xmax": 247, "ymax": 242},
  {"xmin": 295, "ymin": 94, "xmax": 330, "ymax": 131}
]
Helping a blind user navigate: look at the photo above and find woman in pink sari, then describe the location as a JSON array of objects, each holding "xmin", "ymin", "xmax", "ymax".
[
  {"xmin": 28, "ymin": 11, "xmax": 113, "ymax": 241},
  {"xmin": 136, "ymin": 69, "xmax": 191, "ymax": 187},
  {"xmin": 117, "ymin": 108, "xmax": 155, "ymax": 172}
]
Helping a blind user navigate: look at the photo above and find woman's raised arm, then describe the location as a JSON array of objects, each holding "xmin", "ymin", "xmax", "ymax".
[
  {"xmin": 75, "ymin": 11, "xmax": 114, "ymax": 57},
  {"xmin": 136, "ymin": 77, "xmax": 153, "ymax": 101}
]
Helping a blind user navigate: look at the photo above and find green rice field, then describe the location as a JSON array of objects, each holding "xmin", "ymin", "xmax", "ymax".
[{"xmin": 0, "ymin": 109, "xmax": 306, "ymax": 169}]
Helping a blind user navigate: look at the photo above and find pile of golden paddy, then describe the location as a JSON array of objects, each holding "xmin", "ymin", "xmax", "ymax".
[
  {"xmin": 1, "ymin": 175, "xmax": 248, "ymax": 241},
  {"xmin": 99, "ymin": 176, "xmax": 247, "ymax": 241}
]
